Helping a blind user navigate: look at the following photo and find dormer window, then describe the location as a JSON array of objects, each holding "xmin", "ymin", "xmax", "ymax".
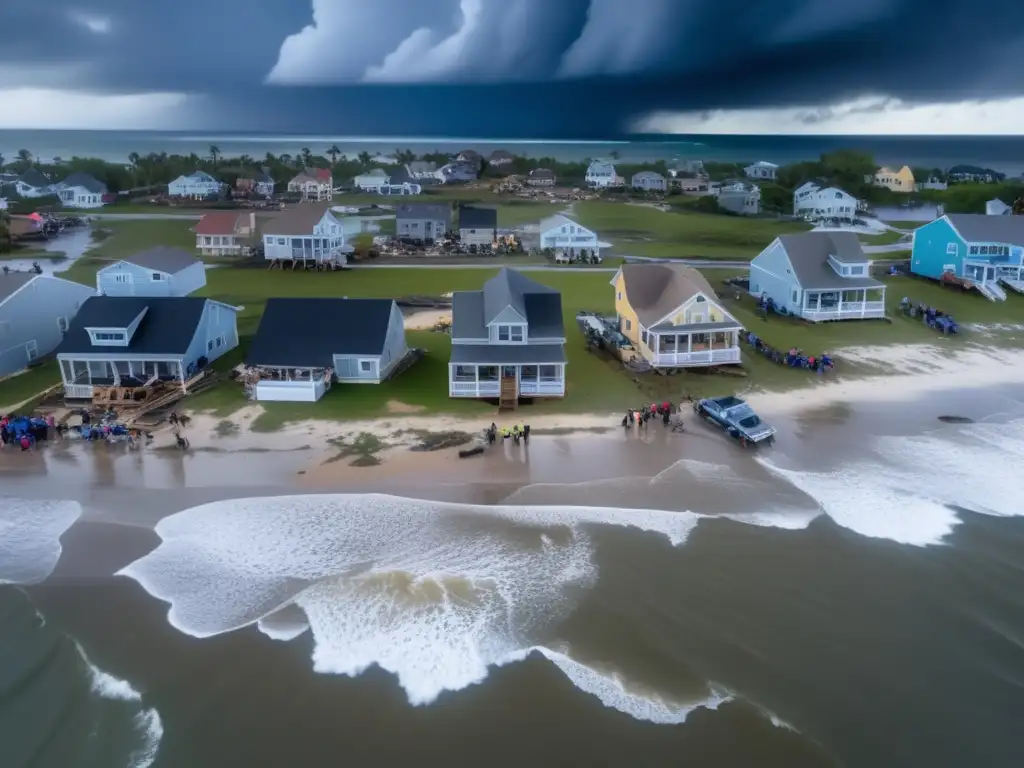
[
  {"xmin": 88, "ymin": 329, "xmax": 128, "ymax": 346},
  {"xmin": 496, "ymin": 324, "xmax": 525, "ymax": 343}
]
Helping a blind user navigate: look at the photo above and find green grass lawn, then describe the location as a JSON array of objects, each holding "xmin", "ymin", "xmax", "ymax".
[
  {"xmin": 0, "ymin": 245, "xmax": 66, "ymax": 262},
  {"xmin": 572, "ymin": 202, "xmax": 810, "ymax": 259},
  {"xmin": 0, "ymin": 362, "xmax": 61, "ymax": 411},
  {"xmin": 859, "ymin": 230, "xmax": 911, "ymax": 245}
]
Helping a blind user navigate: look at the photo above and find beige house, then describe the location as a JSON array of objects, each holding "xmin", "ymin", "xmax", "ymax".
[
  {"xmin": 194, "ymin": 211, "xmax": 260, "ymax": 256},
  {"xmin": 287, "ymin": 168, "xmax": 333, "ymax": 201},
  {"xmin": 872, "ymin": 165, "xmax": 915, "ymax": 193}
]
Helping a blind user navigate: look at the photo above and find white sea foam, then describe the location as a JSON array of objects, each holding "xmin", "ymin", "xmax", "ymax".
[
  {"xmin": 78, "ymin": 643, "xmax": 163, "ymax": 768},
  {"xmin": 118, "ymin": 494, "xmax": 711, "ymax": 722},
  {"xmin": 758, "ymin": 418, "xmax": 1024, "ymax": 547},
  {"xmin": 0, "ymin": 498, "xmax": 81, "ymax": 584}
]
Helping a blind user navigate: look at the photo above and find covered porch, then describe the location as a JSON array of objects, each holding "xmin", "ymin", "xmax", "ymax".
[
  {"xmin": 242, "ymin": 366, "xmax": 333, "ymax": 402},
  {"xmin": 449, "ymin": 363, "xmax": 566, "ymax": 398},
  {"xmin": 59, "ymin": 357, "xmax": 186, "ymax": 399},
  {"xmin": 643, "ymin": 321, "xmax": 743, "ymax": 367},
  {"xmin": 798, "ymin": 285, "xmax": 886, "ymax": 322}
]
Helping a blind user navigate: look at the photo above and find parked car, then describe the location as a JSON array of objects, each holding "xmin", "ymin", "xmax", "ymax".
[{"xmin": 693, "ymin": 396, "xmax": 776, "ymax": 447}]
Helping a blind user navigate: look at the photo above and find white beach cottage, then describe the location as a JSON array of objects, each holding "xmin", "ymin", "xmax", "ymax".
[
  {"xmin": 168, "ymin": 171, "xmax": 222, "ymax": 198},
  {"xmin": 585, "ymin": 159, "xmax": 617, "ymax": 188},
  {"xmin": 96, "ymin": 248, "xmax": 206, "ymax": 297},
  {"xmin": 539, "ymin": 214, "xmax": 601, "ymax": 262}
]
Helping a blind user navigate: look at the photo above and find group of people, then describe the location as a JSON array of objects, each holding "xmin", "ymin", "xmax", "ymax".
[
  {"xmin": 486, "ymin": 422, "xmax": 531, "ymax": 444},
  {"xmin": 622, "ymin": 401, "xmax": 682, "ymax": 429},
  {"xmin": 0, "ymin": 414, "xmax": 53, "ymax": 451},
  {"xmin": 899, "ymin": 297, "xmax": 959, "ymax": 334},
  {"xmin": 745, "ymin": 333, "xmax": 834, "ymax": 373}
]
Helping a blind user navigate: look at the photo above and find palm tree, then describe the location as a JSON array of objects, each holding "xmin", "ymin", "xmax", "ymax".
[
  {"xmin": 279, "ymin": 153, "xmax": 293, "ymax": 167},
  {"xmin": 300, "ymin": 147, "xmax": 314, "ymax": 168},
  {"xmin": 16, "ymin": 149, "xmax": 32, "ymax": 168},
  {"xmin": 264, "ymin": 152, "xmax": 277, "ymax": 166},
  {"xmin": 327, "ymin": 144, "xmax": 341, "ymax": 166},
  {"xmin": 357, "ymin": 151, "xmax": 372, "ymax": 167},
  {"xmin": 609, "ymin": 150, "xmax": 620, "ymax": 160},
  {"xmin": 209, "ymin": 145, "xmax": 221, "ymax": 164}
]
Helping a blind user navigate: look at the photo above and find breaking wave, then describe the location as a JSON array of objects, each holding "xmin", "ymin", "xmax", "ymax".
[
  {"xmin": 758, "ymin": 418, "xmax": 1024, "ymax": 547},
  {"xmin": 118, "ymin": 494, "xmax": 726, "ymax": 723},
  {"xmin": 0, "ymin": 498, "xmax": 81, "ymax": 584}
]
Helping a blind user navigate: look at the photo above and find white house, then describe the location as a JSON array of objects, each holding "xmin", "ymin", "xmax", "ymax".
[
  {"xmin": 793, "ymin": 182, "xmax": 863, "ymax": 222},
  {"xmin": 406, "ymin": 161, "xmax": 437, "ymax": 179},
  {"xmin": 287, "ymin": 168, "xmax": 333, "ymax": 201},
  {"xmin": 245, "ymin": 298, "xmax": 410, "ymax": 402},
  {"xmin": 379, "ymin": 182, "xmax": 423, "ymax": 196},
  {"xmin": 744, "ymin": 161, "xmax": 779, "ymax": 181},
  {"xmin": 261, "ymin": 202, "xmax": 348, "ymax": 266},
  {"xmin": 539, "ymin": 214, "xmax": 601, "ymax": 261},
  {"xmin": 53, "ymin": 172, "xmax": 108, "ymax": 209},
  {"xmin": 631, "ymin": 171, "xmax": 668, "ymax": 192},
  {"xmin": 13, "ymin": 169, "xmax": 53, "ymax": 198},
  {"xmin": 986, "ymin": 198, "xmax": 1011, "ymax": 216},
  {"xmin": 168, "ymin": 171, "xmax": 223, "ymax": 199},
  {"xmin": 0, "ymin": 198, "xmax": 7, "ymax": 211},
  {"xmin": 585, "ymin": 159, "xmax": 617, "ymax": 188},
  {"xmin": 354, "ymin": 169, "xmax": 390, "ymax": 192},
  {"xmin": 0, "ymin": 273, "xmax": 95, "ymax": 378},
  {"xmin": 96, "ymin": 247, "xmax": 207, "ymax": 298}
]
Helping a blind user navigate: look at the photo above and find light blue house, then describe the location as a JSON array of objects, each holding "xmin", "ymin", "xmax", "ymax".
[
  {"xmin": 56, "ymin": 296, "xmax": 239, "ymax": 399},
  {"xmin": 96, "ymin": 247, "xmax": 206, "ymax": 297},
  {"xmin": 749, "ymin": 232, "xmax": 887, "ymax": 321},
  {"xmin": 0, "ymin": 273, "xmax": 95, "ymax": 379},
  {"xmin": 168, "ymin": 170, "xmax": 223, "ymax": 198},
  {"xmin": 910, "ymin": 214, "xmax": 1024, "ymax": 301}
]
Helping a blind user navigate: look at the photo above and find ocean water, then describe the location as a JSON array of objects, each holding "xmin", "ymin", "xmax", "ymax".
[
  {"xmin": 2, "ymin": 130, "xmax": 1024, "ymax": 175},
  {"xmin": 5, "ymin": 404, "xmax": 1024, "ymax": 766}
]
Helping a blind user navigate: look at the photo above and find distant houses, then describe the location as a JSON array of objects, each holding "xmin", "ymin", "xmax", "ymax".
[
  {"xmin": 539, "ymin": 214, "xmax": 601, "ymax": 262},
  {"xmin": 458, "ymin": 205, "xmax": 498, "ymax": 248},
  {"xmin": 631, "ymin": 171, "xmax": 667, "ymax": 192},
  {"xmin": 871, "ymin": 166, "xmax": 915, "ymax": 193},
  {"xmin": 585, "ymin": 159, "xmax": 617, "ymax": 189},
  {"xmin": 168, "ymin": 171, "xmax": 223, "ymax": 199},
  {"xmin": 194, "ymin": 211, "xmax": 260, "ymax": 256},
  {"xmin": 13, "ymin": 169, "xmax": 54, "ymax": 198},
  {"xmin": 793, "ymin": 182, "xmax": 864, "ymax": 222},
  {"xmin": 288, "ymin": 168, "xmax": 333, "ymax": 201},
  {"xmin": 716, "ymin": 181, "xmax": 761, "ymax": 215},
  {"xmin": 353, "ymin": 169, "xmax": 390, "ymax": 193},
  {"xmin": 235, "ymin": 170, "xmax": 275, "ymax": 198},
  {"xmin": 406, "ymin": 161, "xmax": 438, "ymax": 180},
  {"xmin": 744, "ymin": 161, "xmax": 778, "ymax": 181},
  {"xmin": 396, "ymin": 203, "xmax": 451, "ymax": 243},
  {"xmin": 526, "ymin": 168, "xmax": 556, "ymax": 187},
  {"xmin": 53, "ymin": 172, "xmax": 109, "ymax": 208},
  {"xmin": 749, "ymin": 232, "xmax": 887, "ymax": 321},
  {"xmin": 487, "ymin": 150, "xmax": 515, "ymax": 169}
]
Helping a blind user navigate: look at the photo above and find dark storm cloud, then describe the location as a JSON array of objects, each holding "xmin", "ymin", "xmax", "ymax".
[{"xmin": 2, "ymin": 0, "xmax": 1023, "ymax": 134}]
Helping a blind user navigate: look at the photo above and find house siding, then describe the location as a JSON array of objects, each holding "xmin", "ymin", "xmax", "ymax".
[
  {"xmin": 182, "ymin": 302, "xmax": 240, "ymax": 371},
  {"xmin": 397, "ymin": 218, "xmax": 446, "ymax": 241},
  {"xmin": 0, "ymin": 278, "xmax": 94, "ymax": 377},
  {"xmin": 749, "ymin": 240, "xmax": 802, "ymax": 313},
  {"xmin": 613, "ymin": 272, "xmax": 641, "ymax": 345},
  {"xmin": 910, "ymin": 217, "xmax": 968, "ymax": 280},
  {"xmin": 262, "ymin": 211, "xmax": 347, "ymax": 263},
  {"xmin": 459, "ymin": 227, "xmax": 495, "ymax": 247},
  {"xmin": 97, "ymin": 261, "xmax": 205, "ymax": 297}
]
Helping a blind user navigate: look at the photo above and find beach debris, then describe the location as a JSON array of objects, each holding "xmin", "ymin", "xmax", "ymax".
[
  {"xmin": 324, "ymin": 432, "xmax": 387, "ymax": 467},
  {"xmin": 406, "ymin": 430, "xmax": 474, "ymax": 452},
  {"xmin": 458, "ymin": 446, "xmax": 485, "ymax": 459}
]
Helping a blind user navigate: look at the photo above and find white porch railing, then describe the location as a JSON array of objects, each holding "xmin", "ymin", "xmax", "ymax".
[
  {"xmin": 800, "ymin": 301, "xmax": 886, "ymax": 322},
  {"xmin": 64, "ymin": 384, "xmax": 94, "ymax": 399},
  {"xmin": 520, "ymin": 379, "xmax": 565, "ymax": 396},
  {"xmin": 652, "ymin": 348, "xmax": 742, "ymax": 366},
  {"xmin": 450, "ymin": 380, "xmax": 501, "ymax": 397}
]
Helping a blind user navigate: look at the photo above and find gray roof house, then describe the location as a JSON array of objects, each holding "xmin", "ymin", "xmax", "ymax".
[
  {"xmin": 717, "ymin": 181, "xmax": 761, "ymax": 215},
  {"xmin": 406, "ymin": 161, "xmax": 438, "ymax": 179},
  {"xmin": 449, "ymin": 268, "xmax": 566, "ymax": 406},
  {"xmin": 54, "ymin": 172, "xmax": 108, "ymax": 208},
  {"xmin": 526, "ymin": 168, "xmax": 556, "ymax": 187},
  {"xmin": 95, "ymin": 247, "xmax": 207, "ymax": 298},
  {"xmin": 0, "ymin": 273, "xmax": 95, "ymax": 378},
  {"xmin": 749, "ymin": 231, "xmax": 887, "ymax": 322},
  {"xmin": 396, "ymin": 202, "xmax": 451, "ymax": 242},
  {"xmin": 14, "ymin": 168, "xmax": 53, "ymax": 198},
  {"xmin": 458, "ymin": 205, "xmax": 498, "ymax": 247},
  {"xmin": 631, "ymin": 171, "xmax": 667, "ymax": 192}
]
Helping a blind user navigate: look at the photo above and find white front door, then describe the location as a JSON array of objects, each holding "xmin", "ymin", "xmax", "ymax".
[{"xmin": 25, "ymin": 340, "xmax": 38, "ymax": 361}]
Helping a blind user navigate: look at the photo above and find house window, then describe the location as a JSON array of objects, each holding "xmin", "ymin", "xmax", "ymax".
[
  {"xmin": 792, "ymin": 290, "xmax": 798, "ymax": 302},
  {"xmin": 152, "ymin": 272, "xmax": 164, "ymax": 281},
  {"xmin": 207, "ymin": 335, "xmax": 225, "ymax": 352},
  {"xmin": 641, "ymin": 329, "xmax": 648, "ymax": 345},
  {"xmin": 93, "ymin": 332, "xmax": 125, "ymax": 342},
  {"xmin": 616, "ymin": 291, "xmax": 622, "ymax": 301},
  {"xmin": 25, "ymin": 340, "xmax": 39, "ymax": 361},
  {"xmin": 57, "ymin": 317, "xmax": 68, "ymax": 333},
  {"xmin": 624, "ymin": 318, "xmax": 632, "ymax": 331},
  {"xmin": 539, "ymin": 365, "xmax": 559, "ymax": 379},
  {"xmin": 849, "ymin": 265, "xmax": 864, "ymax": 276},
  {"xmin": 510, "ymin": 326, "xmax": 523, "ymax": 342},
  {"xmin": 969, "ymin": 246, "xmax": 978, "ymax": 255},
  {"xmin": 114, "ymin": 274, "xmax": 131, "ymax": 284},
  {"xmin": 946, "ymin": 243, "xmax": 958, "ymax": 255},
  {"xmin": 359, "ymin": 360, "xmax": 373, "ymax": 373},
  {"xmin": 277, "ymin": 238, "xmax": 286, "ymax": 245},
  {"xmin": 695, "ymin": 295, "xmax": 705, "ymax": 302}
]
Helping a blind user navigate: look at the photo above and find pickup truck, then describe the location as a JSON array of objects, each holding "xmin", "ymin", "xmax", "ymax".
[{"xmin": 693, "ymin": 396, "xmax": 776, "ymax": 447}]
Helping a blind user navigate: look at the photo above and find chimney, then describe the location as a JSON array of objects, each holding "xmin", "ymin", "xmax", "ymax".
[{"xmin": 248, "ymin": 212, "xmax": 256, "ymax": 231}]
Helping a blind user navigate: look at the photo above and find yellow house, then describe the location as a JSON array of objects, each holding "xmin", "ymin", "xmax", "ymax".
[
  {"xmin": 611, "ymin": 263, "xmax": 744, "ymax": 368},
  {"xmin": 873, "ymin": 165, "xmax": 915, "ymax": 193}
]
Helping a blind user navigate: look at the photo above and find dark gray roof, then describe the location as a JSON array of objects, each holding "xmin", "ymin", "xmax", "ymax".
[
  {"xmin": 529, "ymin": 168, "xmax": 555, "ymax": 179},
  {"xmin": 246, "ymin": 298, "xmax": 395, "ymax": 367},
  {"xmin": 0, "ymin": 273, "xmax": 37, "ymax": 303},
  {"xmin": 57, "ymin": 297, "xmax": 210, "ymax": 356},
  {"xmin": 388, "ymin": 166, "xmax": 415, "ymax": 186},
  {"xmin": 408, "ymin": 161, "xmax": 436, "ymax": 174},
  {"xmin": 451, "ymin": 269, "xmax": 564, "ymax": 340},
  {"xmin": 18, "ymin": 168, "xmax": 51, "ymax": 189},
  {"xmin": 450, "ymin": 344, "xmax": 566, "ymax": 364},
  {"xmin": 458, "ymin": 205, "xmax": 497, "ymax": 230},
  {"xmin": 253, "ymin": 169, "xmax": 274, "ymax": 184},
  {"xmin": 776, "ymin": 232, "xmax": 882, "ymax": 290},
  {"xmin": 648, "ymin": 320, "xmax": 743, "ymax": 334},
  {"xmin": 121, "ymin": 247, "xmax": 199, "ymax": 274},
  {"xmin": 60, "ymin": 172, "xmax": 107, "ymax": 194},
  {"xmin": 396, "ymin": 203, "xmax": 451, "ymax": 223},
  {"xmin": 946, "ymin": 214, "xmax": 1024, "ymax": 247}
]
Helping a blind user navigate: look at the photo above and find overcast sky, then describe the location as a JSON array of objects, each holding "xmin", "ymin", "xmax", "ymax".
[{"xmin": 1, "ymin": 0, "xmax": 1022, "ymax": 135}]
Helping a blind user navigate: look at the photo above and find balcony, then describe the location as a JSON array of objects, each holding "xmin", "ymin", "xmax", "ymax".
[
  {"xmin": 652, "ymin": 348, "xmax": 741, "ymax": 367},
  {"xmin": 799, "ymin": 301, "xmax": 886, "ymax": 322}
]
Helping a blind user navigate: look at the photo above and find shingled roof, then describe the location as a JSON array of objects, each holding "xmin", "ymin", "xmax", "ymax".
[{"xmin": 617, "ymin": 264, "xmax": 719, "ymax": 326}]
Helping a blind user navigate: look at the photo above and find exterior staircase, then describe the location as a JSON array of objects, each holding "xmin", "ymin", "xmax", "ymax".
[
  {"xmin": 974, "ymin": 280, "xmax": 1007, "ymax": 302},
  {"xmin": 499, "ymin": 375, "xmax": 518, "ymax": 411},
  {"xmin": 999, "ymin": 276, "xmax": 1024, "ymax": 294}
]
